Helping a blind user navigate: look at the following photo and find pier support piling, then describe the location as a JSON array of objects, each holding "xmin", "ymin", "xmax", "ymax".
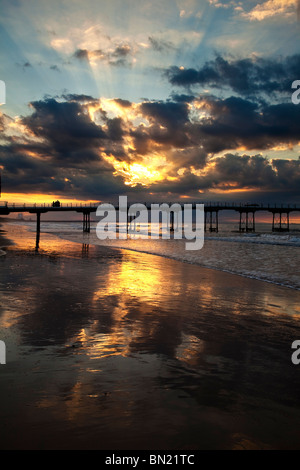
[
  {"xmin": 83, "ymin": 211, "xmax": 91, "ymax": 233},
  {"xmin": 238, "ymin": 210, "xmax": 255, "ymax": 232},
  {"xmin": 205, "ymin": 210, "xmax": 219, "ymax": 232},
  {"xmin": 170, "ymin": 211, "xmax": 175, "ymax": 232},
  {"xmin": 35, "ymin": 212, "xmax": 41, "ymax": 251},
  {"xmin": 272, "ymin": 211, "xmax": 290, "ymax": 232}
]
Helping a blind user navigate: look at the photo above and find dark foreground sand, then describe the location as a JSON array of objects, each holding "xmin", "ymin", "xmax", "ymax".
[{"xmin": 0, "ymin": 222, "xmax": 300, "ymax": 450}]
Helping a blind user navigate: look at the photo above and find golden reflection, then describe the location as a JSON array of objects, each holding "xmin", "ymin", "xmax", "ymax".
[
  {"xmin": 55, "ymin": 382, "xmax": 83, "ymax": 422},
  {"xmin": 71, "ymin": 251, "xmax": 176, "ymax": 360},
  {"xmin": 68, "ymin": 324, "xmax": 133, "ymax": 359},
  {"xmin": 175, "ymin": 334, "xmax": 205, "ymax": 366},
  {"xmin": 0, "ymin": 308, "xmax": 25, "ymax": 329},
  {"xmin": 231, "ymin": 434, "xmax": 270, "ymax": 450},
  {"xmin": 1, "ymin": 215, "xmax": 300, "ymax": 450},
  {"xmin": 93, "ymin": 250, "xmax": 165, "ymax": 303},
  {"xmin": 4, "ymin": 226, "xmax": 69, "ymax": 254}
]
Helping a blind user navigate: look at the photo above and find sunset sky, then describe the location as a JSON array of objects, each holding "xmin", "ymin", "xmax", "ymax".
[{"xmin": 0, "ymin": 0, "xmax": 300, "ymax": 205}]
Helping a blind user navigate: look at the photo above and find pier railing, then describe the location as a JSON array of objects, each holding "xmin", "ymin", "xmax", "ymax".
[
  {"xmin": 1, "ymin": 201, "xmax": 300, "ymax": 210},
  {"xmin": 0, "ymin": 201, "xmax": 299, "ymax": 243},
  {"xmin": 0, "ymin": 202, "xmax": 100, "ymax": 209}
]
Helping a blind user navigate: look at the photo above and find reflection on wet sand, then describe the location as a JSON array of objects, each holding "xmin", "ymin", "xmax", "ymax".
[{"xmin": 0, "ymin": 223, "xmax": 300, "ymax": 449}]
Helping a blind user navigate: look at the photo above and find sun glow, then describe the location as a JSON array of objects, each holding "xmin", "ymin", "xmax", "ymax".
[
  {"xmin": 100, "ymin": 98, "xmax": 140, "ymax": 122},
  {"xmin": 0, "ymin": 193, "xmax": 99, "ymax": 206},
  {"xmin": 87, "ymin": 98, "xmax": 172, "ymax": 187},
  {"xmin": 101, "ymin": 153, "xmax": 169, "ymax": 186}
]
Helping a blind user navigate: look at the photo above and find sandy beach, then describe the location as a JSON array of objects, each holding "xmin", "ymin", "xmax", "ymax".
[{"xmin": 0, "ymin": 221, "xmax": 300, "ymax": 450}]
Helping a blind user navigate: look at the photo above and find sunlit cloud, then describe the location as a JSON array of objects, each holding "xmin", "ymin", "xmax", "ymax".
[
  {"xmin": 50, "ymin": 38, "xmax": 74, "ymax": 54},
  {"xmin": 208, "ymin": 0, "xmax": 240, "ymax": 9},
  {"xmin": 242, "ymin": 0, "xmax": 297, "ymax": 21}
]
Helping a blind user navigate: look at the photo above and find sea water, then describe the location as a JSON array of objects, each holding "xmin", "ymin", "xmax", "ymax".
[{"xmin": 10, "ymin": 219, "xmax": 300, "ymax": 290}]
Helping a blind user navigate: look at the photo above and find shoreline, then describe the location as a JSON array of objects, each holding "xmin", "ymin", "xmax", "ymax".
[
  {"xmin": 2, "ymin": 219, "xmax": 300, "ymax": 291},
  {"xmin": 51, "ymin": 229, "xmax": 300, "ymax": 292},
  {"xmin": 0, "ymin": 223, "xmax": 14, "ymax": 255},
  {"xmin": 53, "ymin": 232, "xmax": 300, "ymax": 292}
]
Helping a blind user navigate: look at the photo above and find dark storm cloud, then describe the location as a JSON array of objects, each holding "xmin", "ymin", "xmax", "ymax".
[
  {"xmin": 149, "ymin": 154, "xmax": 300, "ymax": 195},
  {"xmin": 127, "ymin": 100, "xmax": 192, "ymax": 152},
  {"xmin": 0, "ymin": 143, "xmax": 59, "ymax": 192},
  {"xmin": 170, "ymin": 147, "xmax": 208, "ymax": 171},
  {"xmin": 211, "ymin": 154, "xmax": 300, "ymax": 192},
  {"xmin": 21, "ymin": 95, "xmax": 129, "ymax": 163},
  {"xmin": 113, "ymin": 98, "xmax": 132, "ymax": 108},
  {"xmin": 0, "ymin": 145, "xmax": 49, "ymax": 173},
  {"xmin": 130, "ymin": 100, "xmax": 191, "ymax": 154},
  {"xmin": 22, "ymin": 98, "xmax": 107, "ymax": 158},
  {"xmin": 0, "ymin": 139, "xmax": 126, "ymax": 197},
  {"xmin": 189, "ymin": 95, "xmax": 300, "ymax": 153},
  {"xmin": 133, "ymin": 94, "xmax": 300, "ymax": 161},
  {"xmin": 15, "ymin": 94, "xmax": 300, "ymax": 163},
  {"xmin": 171, "ymin": 93, "xmax": 195, "ymax": 103},
  {"xmin": 271, "ymin": 158, "xmax": 300, "ymax": 190},
  {"xmin": 106, "ymin": 117, "xmax": 124, "ymax": 142},
  {"xmin": 0, "ymin": 95, "xmax": 131, "ymax": 197},
  {"xmin": 210, "ymin": 153, "xmax": 277, "ymax": 189},
  {"xmin": 1, "ymin": 91, "xmax": 299, "ymax": 200},
  {"xmin": 140, "ymin": 100, "xmax": 189, "ymax": 128},
  {"xmin": 166, "ymin": 54, "xmax": 300, "ymax": 98}
]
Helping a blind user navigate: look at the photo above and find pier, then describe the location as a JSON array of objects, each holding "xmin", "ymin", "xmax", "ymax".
[{"xmin": 0, "ymin": 201, "xmax": 299, "ymax": 250}]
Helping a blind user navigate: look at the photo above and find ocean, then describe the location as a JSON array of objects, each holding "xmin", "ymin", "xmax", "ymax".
[{"xmin": 7, "ymin": 219, "xmax": 300, "ymax": 290}]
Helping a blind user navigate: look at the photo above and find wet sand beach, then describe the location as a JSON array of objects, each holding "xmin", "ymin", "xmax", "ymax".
[{"xmin": 0, "ymin": 222, "xmax": 300, "ymax": 450}]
